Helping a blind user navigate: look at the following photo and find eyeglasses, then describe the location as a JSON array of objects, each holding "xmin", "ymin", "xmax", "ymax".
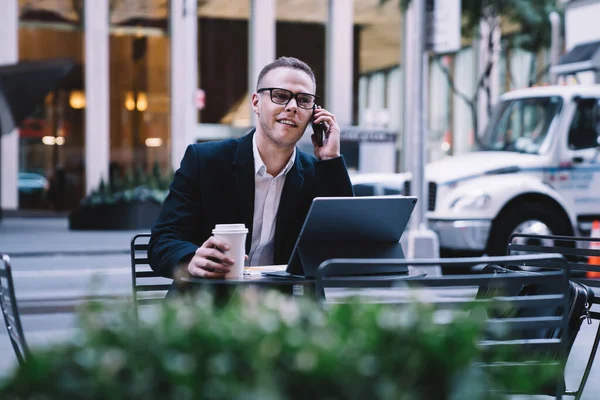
[{"xmin": 257, "ymin": 87, "xmax": 318, "ymax": 110}]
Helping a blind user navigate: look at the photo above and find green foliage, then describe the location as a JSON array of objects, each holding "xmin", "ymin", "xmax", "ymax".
[
  {"xmin": 98, "ymin": 177, "xmax": 107, "ymax": 195},
  {"xmin": 108, "ymin": 173, "xmax": 125, "ymax": 193},
  {"xmin": 124, "ymin": 169, "xmax": 135, "ymax": 190},
  {"xmin": 133, "ymin": 165, "xmax": 147, "ymax": 188},
  {"xmin": 380, "ymin": 0, "xmax": 564, "ymax": 144},
  {"xmin": 462, "ymin": 0, "xmax": 563, "ymax": 53},
  {"xmin": 150, "ymin": 162, "xmax": 162, "ymax": 190},
  {"xmin": 81, "ymin": 164, "xmax": 173, "ymax": 207},
  {"xmin": 0, "ymin": 289, "xmax": 559, "ymax": 399},
  {"xmin": 379, "ymin": 0, "xmax": 412, "ymax": 12},
  {"xmin": 381, "ymin": 0, "xmax": 563, "ymax": 53}
]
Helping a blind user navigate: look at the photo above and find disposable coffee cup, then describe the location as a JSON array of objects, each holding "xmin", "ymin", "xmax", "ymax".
[{"xmin": 212, "ymin": 224, "xmax": 248, "ymax": 279}]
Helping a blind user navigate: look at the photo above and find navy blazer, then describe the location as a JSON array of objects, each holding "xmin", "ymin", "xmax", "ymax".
[{"xmin": 149, "ymin": 130, "xmax": 354, "ymax": 278}]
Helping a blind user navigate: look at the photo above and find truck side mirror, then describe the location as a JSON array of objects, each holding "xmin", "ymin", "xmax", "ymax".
[
  {"xmin": 593, "ymin": 100, "xmax": 600, "ymax": 151},
  {"xmin": 595, "ymin": 100, "xmax": 600, "ymax": 147}
]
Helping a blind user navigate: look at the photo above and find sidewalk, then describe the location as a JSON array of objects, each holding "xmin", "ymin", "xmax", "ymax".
[{"xmin": 0, "ymin": 217, "xmax": 142, "ymax": 255}]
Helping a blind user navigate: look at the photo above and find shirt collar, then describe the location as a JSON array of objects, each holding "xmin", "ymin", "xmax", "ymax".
[{"xmin": 252, "ymin": 133, "xmax": 296, "ymax": 177}]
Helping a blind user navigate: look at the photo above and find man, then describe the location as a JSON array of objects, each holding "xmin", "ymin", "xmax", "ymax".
[{"xmin": 149, "ymin": 57, "xmax": 354, "ymax": 280}]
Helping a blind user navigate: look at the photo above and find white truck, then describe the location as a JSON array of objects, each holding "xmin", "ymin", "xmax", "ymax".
[{"xmin": 351, "ymin": 84, "xmax": 600, "ymax": 255}]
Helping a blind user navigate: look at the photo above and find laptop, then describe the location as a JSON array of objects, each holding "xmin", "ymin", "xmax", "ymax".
[{"xmin": 264, "ymin": 195, "xmax": 417, "ymax": 279}]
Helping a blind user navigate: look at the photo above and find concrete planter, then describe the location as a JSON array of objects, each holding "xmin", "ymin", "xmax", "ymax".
[{"xmin": 69, "ymin": 201, "xmax": 161, "ymax": 230}]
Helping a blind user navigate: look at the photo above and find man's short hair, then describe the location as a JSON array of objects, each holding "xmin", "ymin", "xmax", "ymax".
[{"xmin": 256, "ymin": 57, "xmax": 316, "ymax": 93}]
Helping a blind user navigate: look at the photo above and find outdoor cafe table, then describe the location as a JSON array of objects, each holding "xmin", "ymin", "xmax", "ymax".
[{"xmin": 179, "ymin": 265, "xmax": 428, "ymax": 301}]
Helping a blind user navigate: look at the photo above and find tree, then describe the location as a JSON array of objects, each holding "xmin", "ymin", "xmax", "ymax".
[
  {"xmin": 462, "ymin": 0, "xmax": 564, "ymax": 87},
  {"xmin": 380, "ymin": 0, "xmax": 563, "ymax": 148}
]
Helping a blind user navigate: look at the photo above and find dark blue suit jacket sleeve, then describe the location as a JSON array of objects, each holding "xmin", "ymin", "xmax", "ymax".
[
  {"xmin": 149, "ymin": 145, "xmax": 202, "ymax": 278},
  {"xmin": 315, "ymin": 156, "xmax": 354, "ymax": 197}
]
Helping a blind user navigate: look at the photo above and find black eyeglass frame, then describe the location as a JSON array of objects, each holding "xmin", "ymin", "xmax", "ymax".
[{"xmin": 257, "ymin": 87, "xmax": 319, "ymax": 109}]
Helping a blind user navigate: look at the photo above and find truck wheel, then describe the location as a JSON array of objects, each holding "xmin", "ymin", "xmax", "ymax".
[{"xmin": 486, "ymin": 202, "xmax": 573, "ymax": 256}]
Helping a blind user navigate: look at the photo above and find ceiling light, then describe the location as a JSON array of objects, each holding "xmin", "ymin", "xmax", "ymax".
[
  {"xmin": 136, "ymin": 92, "xmax": 148, "ymax": 112},
  {"xmin": 125, "ymin": 91, "xmax": 136, "ymax": 111},
  {"xmin": 42, "ymin": 136, "xmax": 56, "ymax": 145},
  {"xmin": 145, "ymin": 137, "xmax": 162, "ymax": 147},
  {"xmin": 69, "ymin": 90, "xmax": 86, "ymax": 109}
]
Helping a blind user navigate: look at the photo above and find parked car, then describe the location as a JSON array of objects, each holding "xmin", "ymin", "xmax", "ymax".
[
  {"xmin": 350, "ymin": 172, "xmax": 406, "ymax": 197},
  {"xmin": 18, "ymin": 172, "xmax": 49, "ymax": 208}
]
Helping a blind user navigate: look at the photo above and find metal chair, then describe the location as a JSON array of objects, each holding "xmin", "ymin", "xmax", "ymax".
[
  {"xmin": 507, "ymin": 233, "xmax": 600, "ymax": 400},
  {"xmin": 316, "ymin": 254, "xmax": 571, "ymax": 399},
  {"xmin": 130, "ymin": 234, "xmax": 172, "ymax": 318},
  {"xmin": 0, "ymin": 254, "xmax": 30, "ymax": 365}
]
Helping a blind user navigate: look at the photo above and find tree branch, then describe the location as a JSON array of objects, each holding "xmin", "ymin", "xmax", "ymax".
[
  {"xmin": 435, "ymin": 57, "xmax": 484, "ymax": 149},
  {"xmin": 476, "ymin": 59, "xmax": 494, "ymax": 92},
  {"xmin": 485, "ymin": 23, "xmax": 496, "ymax": 118},
  {"xmin": 532, "ymin": 63, "xmax": 551, "ymax": 86},
  {"xmin": 434, "ymin": 57, "xmax": 473, "ymax": 108},
  {"xmin": 507, "ymin": 55, "xmax": 517, "ymax": 90}
]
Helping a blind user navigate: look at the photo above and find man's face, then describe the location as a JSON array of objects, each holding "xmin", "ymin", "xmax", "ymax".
[{"xmin": 252, "ymin": 67, "xmax": 315, "ymax": 150}]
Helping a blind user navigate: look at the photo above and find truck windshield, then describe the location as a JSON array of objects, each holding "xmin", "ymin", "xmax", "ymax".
[{"xmin": 479, "ymin": 96, "xmax": 563, "ymax": 154}]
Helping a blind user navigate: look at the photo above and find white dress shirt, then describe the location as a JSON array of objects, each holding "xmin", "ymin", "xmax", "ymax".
[{"xmin": 247, "ymin": 135, "xmax": 296, "ymax": 266}]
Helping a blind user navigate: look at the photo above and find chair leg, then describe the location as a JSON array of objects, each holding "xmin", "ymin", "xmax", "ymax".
[
  {"xmin": 9, "ymin": 339, "xmax": 25, "ymax": 366},
  {"xmin": 573, "ymin": 323, "xmax": 600, "ymax": 400}
]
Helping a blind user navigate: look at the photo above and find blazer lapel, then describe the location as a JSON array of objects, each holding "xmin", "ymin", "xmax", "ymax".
[
  {"xmin": 232, "ymin": 131, "xmax": 256, "ymax": 252},
  {"xmin": 274, "ymin": 152, "xmax": 304, "ymax": 262}
]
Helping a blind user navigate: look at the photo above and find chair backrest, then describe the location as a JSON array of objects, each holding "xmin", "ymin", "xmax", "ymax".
[
  {"xmin": 508, "ymin": 233, "xmax": 600, "ymax": 399},
  {"xmin": 508, "ymin": 233, "xmax": 600, "ymax": 289},
  {"xmin": 316, "ymin": 254, "xmax": 571, "ymax": 398},
  {"xmin": 316, "ymin": 253, "xmax": 568, "ymax": 298},
  {"xmin": 0, "ymin": 254, "xmax": 29, "ymax": 365},
  {"xmin": 130, "ymin": 234, "xmax": 172, "ymax": 316}
]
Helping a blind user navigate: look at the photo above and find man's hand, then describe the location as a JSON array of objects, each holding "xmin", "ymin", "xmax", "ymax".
[
  {"xmin": 187, "ymin": 236, "xmax": 235, "ymax": 278},
  {"xmin": 311, "ymin": 106, "xmax": 341, "ymax": 160}
]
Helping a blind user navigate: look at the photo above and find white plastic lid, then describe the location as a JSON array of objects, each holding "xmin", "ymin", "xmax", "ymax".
[{"xmin": 212, "ymin": 223, "xmax": 248, "ymax": 234}]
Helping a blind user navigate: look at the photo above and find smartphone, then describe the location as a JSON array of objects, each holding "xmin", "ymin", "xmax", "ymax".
[{"xmin": 312, "ymin": 105, "xmax": 326, "ymax": 147}]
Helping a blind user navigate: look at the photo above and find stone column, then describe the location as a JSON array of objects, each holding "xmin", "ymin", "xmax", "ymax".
[
  {"xmin": 326, "ymin": 0, "xmax": 354, "ymax": 126},
  {"xmin": 84, "ymin": 0, "xmax": 110, "ymax": 194},
  {"xmin": 248, "ymin": 0, "xmax": 276, "ymax": 126},
  {"xmin": 170, "ymin": 0, "xmax": 198, "ymax": 171},
  {"xmin": 0, "ymin": 0, "xmax": 19, "ymax": 212}
]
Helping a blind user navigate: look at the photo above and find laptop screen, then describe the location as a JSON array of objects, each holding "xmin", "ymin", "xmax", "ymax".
[{"xmin": 286, "ymin": 195, "xmax": 417, "ymax": 277}]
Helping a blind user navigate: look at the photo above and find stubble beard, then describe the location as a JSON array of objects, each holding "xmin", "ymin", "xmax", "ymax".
[{"xmin": 260, "ymin": 118, "xmax": 308, "ymax": 150}]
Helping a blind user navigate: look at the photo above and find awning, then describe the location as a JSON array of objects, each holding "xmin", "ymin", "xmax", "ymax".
[
  {"xmin": 550, "ymin": 40, "xmax": 600, "ymax": 77},
  {"xmin": 0, "ymin": 58, "xmax": 74, "ymax": 136}
]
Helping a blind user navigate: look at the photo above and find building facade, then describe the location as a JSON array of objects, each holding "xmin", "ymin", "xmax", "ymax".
[
  {"xmin": 1, "ymin": 0, "xmax": 375, "ymax": 213},
  {"xmin": 3, "ymin": 1, "xmax": 573, "ymax": 214}
]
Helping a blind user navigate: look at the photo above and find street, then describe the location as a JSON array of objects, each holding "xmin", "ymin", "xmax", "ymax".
[
  {"xmin": 0, "ymin": 218, "xmax": 599, "ymax": 398},
  {"xmin": 0, "ymin": 218, "xmax": 134, "ymax": 376}
]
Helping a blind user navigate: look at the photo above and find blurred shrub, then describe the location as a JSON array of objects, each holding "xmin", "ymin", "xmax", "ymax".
[
  {"xmin": 80, "ymin": 163, "xmax": 173, "ymax": 207},
  {"xmin": 0, "ymin": 289, "xmax": 559, "ymax": 399}
]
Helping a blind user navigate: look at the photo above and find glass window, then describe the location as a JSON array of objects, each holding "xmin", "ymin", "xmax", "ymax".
[
  {"xmin": 568, "ymin": 98, "xmax": 600, "ymax": 150},
  {"xmin": 18, "ymin": 0, "xmax": 85, "ymax": 210},
  {"xmin": 480, "ymin": 96, "xmax": 563, "ymax": 154},
  {"xmin": 109, "ymin": 3, "xmax": 171, "ymax": 183}
]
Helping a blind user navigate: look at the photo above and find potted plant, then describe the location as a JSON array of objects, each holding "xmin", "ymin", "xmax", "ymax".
[
  {"xmin": 69, "ymin": 163, "xmax": 173, "ymax": 230},
  {"xmin": 0, "ymin": 289, "xmax": 559, "ymax": 399}
]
